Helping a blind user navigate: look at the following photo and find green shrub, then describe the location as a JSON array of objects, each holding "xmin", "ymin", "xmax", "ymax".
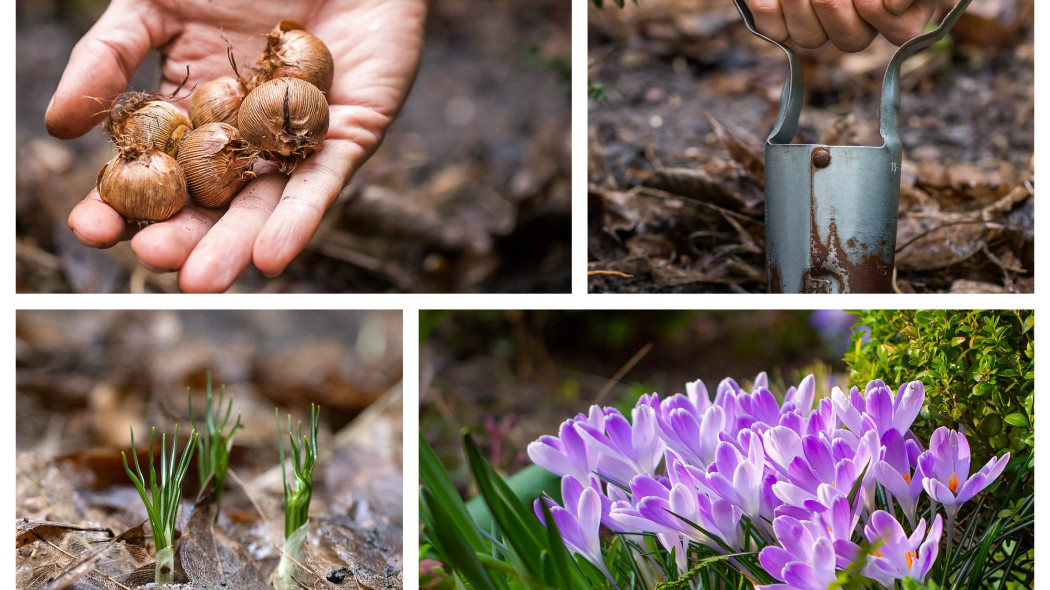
[{"xmin": 845, "ymin": 310, "xmax": 1033, "ymax": 479}]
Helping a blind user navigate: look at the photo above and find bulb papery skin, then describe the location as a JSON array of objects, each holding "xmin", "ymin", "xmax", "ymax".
[
  {"xmin": 189, "ymin": 77, "xmax": 248, "ymax": 128},
  {"xmin": 178, "ymin": 123, "xmax": 257, "ymax": 208},
  {"xmin": 237, "ymin": 77, "xmax": 329, "ymax": 174},
  {"xmin": 254, "ymin": 20, "xmax": 334, "ymax": 94},
  {"xmin": 107, "ymin": 97, "xmax": 193, "ymax": 158},
  {"xmin": 97, "ymin": 150, "xmax": 188, "ymax": 223}
]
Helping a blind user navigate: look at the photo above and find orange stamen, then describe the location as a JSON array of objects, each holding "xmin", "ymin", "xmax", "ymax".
[
  {"xmin": 905, "ymin": 550, "xmax": 915, "ymax": 569},
  {"xmin": 902, "ymin": 472, "xmax": 910, "ymax": 484},
  {"xmin": 949, "ymin": 473, "xmax": 959, "ymax": 493},
  {"xmin": 873, "ymin": 550, "xmax": 884, "ymax": 558}
]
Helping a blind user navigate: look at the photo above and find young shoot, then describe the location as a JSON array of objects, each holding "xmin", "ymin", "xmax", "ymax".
[
  {"xmin": 277, "ymin": 404, "xmax": 320, "ymax": 538},
  {"xmin": 188, "ymin": 373, "xmax": 242, "ymax": 505},
  {"xmin": 122, "ymin": 424, "xmax": 198, "ymax": 584}
]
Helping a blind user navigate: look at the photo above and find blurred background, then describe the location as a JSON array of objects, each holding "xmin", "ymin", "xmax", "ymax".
[
  {"xmin": 420, "ymin": 309, "xmax": 859, "ymax": 487},
  {"xmin": 587, "ymin": 0, "xmax": 1033, "ymax": 293},
  {"xmin": 17, "ymin": 0, "xmax": 570, "ymax": 293},
  {"xmin": 17, "ymin": 310, "xmax": 404, "ymax": 588}
]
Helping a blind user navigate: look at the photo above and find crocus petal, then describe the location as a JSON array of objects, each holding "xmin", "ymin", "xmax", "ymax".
[
  {"xmin": 765, "ymin": 426, "xmax": 803, "ymax": 473},
  {"xmin": 577, "ymin": 488, "xmax": 603, "ymax": 557},
  {"xmin": 686, "ymin": 379, "xmax": 712, "ymax": 413},
  {"xmin": 922, "ymin": 477, "xmax": 959, "ymax": 506},
  {"xmin": 832, "ymin": 386, "xmax": 863, "ymax": 433},
  {"xmin": 759, "ymin": 546, "xmax": 793, "ymax": 580},
  {"xmin": 865, "ymin": 385, "xmax": 894, "ymax": 435},
  {"xmin": 789, "ymin": 374, "xmax": 816, "ymax": 415},
  {"xmin": 953, "ymin": 430, "xmax": 971, "ymax": 483},
  {"xmin": 528, "ymin": 439, "xmax": 584, "ymax": 480},
  {"xmin": 892, "ymin": 381, "xmax": 924, "ymax": 434},
  {"xmin": 549, "ymin": 505, "xmax": 586, "ymax": 554},
  {"xmin": 955, "ymin": 453, "xmax": 1009, "ymax": 504}
]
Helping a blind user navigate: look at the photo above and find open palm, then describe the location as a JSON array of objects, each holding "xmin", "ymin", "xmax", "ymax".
[{"xmin": 50, "ymin": 0, "xmax": 429, "ymax": 292}]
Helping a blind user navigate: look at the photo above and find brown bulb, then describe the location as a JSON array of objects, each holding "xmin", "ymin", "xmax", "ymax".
[
  {"xmin": 253, "ymin": 20, "xmax": 334, "ymax": 94},
  {"xmin": 178, "ymin": 123, "xmax": 258, "ymax": 208},
  {"xmin": 105, "ymin": 93, "xmax": 192, "ymax": 157},
  {"xmin": 189, "ymin": 77, "xmax": 247, "ymax": 128},
  {"xmin": 97, "ymin": 147, "xmax": 187, "ymax": 223},
  {"xmin": 238, "ymin": 77, "xmax": 329, "ymax": 173}
]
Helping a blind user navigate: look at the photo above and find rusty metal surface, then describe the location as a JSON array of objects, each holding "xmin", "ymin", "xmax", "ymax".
[
  {"xmin": 765, "ymin": 144, "xmax": 899, "ymax": 293},
  {"xmin": 733, "ymin": 0, "xmax": 974, "ymax": 293}
]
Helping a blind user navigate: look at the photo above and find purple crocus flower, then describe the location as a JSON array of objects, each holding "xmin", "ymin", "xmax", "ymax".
[
  {"xmin": 534, "ymin": 479, "xmax": 612, "ymax": 580},
  {"xmin": 576, "ymin": 402, "xmax": 666, "ymax": 486},
  {"xmin": 918, "ymin": 427, "xmax": 1010, "ymax": 523},
  {"xmin": 526, "ymin": 418, "xmax": 595, "ymax": 483},
  {"xmin": 655, "ymin": 397, "xmax": 725, "ymax": 468},
  {"xmin": 706, "ymin": 434, "xmax": 766, "ymax": 520},
  {"xmin": 874, "ymin": 429, "xmax": 925, "ymax": 526},
  {"xmin": 757, "ymin": 517, "xmax": 838, "ymax": 590},
  {"xmin": 832, "ymin": 380, "xmax": 925, "ymax": 438},
  {"xmin": 863, "ymin": 511, "xmax": 943, "ymax": 586}
]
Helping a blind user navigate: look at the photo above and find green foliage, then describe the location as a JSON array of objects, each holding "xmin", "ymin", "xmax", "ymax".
[
  {"xmin": 420, "ymin": 432, "xmax": 597, "ymax": 590},
  {"xmin": 847, "ymin": 310, "xmax": 1035, "ymax": 589},
  {"xmin": 844, "ymin": 310, "xmax": 1034, "ymax": 465},
  {"xmin": 122, "ymin": 424, "xmax": 198, "ymax": 552},
  {"xmin": 277, "ymin": 404, "xmax": 319, "ymax": 539},
  {"xmin": 188, "ymin": 373, "xmax": 241, "ymax": 505}
]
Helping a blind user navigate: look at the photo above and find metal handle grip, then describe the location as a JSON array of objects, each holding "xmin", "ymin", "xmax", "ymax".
[{"xmin": 731, "ymin": 0, "xmax": 973, "ymax": 148}]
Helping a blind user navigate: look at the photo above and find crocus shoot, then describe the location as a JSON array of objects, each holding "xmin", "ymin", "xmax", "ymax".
[
  {"xmin": 188, "ymin": 373, "xmax": 242, "ymax": 507},
  {"xmin": 122, "ymin": 424, "xmax": 198, "ymax": 584},
  {"xmin": 275, "ymin": 404, "xmax": 320, "ymax": 589}
]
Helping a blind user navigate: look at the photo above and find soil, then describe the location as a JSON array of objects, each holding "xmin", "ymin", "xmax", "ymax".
[
  {"xmin": 16, "ymin": 310, "xmax": 404, "ymax": 589},
  {"xmin": 587, "ymin": 0, "xmax": 1034, "ymax": 293}
]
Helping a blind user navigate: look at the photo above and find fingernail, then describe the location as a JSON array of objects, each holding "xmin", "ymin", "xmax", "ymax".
[{"xmin": 71, "ymin": 228, "xmax": 105, "ymax": 249}]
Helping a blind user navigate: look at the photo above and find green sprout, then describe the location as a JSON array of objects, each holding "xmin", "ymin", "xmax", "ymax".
[
  {"xmin": 188, "ymin": 373, "xmax": 242, "ymax": 505},
  {"xmin": 122, "ymin": 424, "xmax": 198, "ymax": 584},
  {"xmin": 277, "ymin": 404, "xmax": 320, "ymax": 538}
]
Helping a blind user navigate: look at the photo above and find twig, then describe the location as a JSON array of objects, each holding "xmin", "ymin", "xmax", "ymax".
[
  {"xmin": 588, "ymin": 269, "xmax": 634, "ymax": 278},
  {"xmin": 594, "ymin": 343, "xmax": 654, "ymax": 405},
  {"xmin": 227, "ymin": 469, "xmax": 269, "ymax": 524}
]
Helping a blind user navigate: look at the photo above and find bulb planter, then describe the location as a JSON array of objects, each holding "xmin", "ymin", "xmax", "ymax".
[{"xmin": 731, "ymin": 0, "xmax": 974, "ymax": 293}]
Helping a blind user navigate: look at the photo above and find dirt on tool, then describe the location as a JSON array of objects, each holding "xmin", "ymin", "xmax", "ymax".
[
  {"xmin": 16, "ymin": 0, "xmax": 570, "ymax": 293},
  {"xmin": 587, "ymin": 0, "xmax": 1033, "ymax": 293},
  {"xmin": 16, "ymin": 310, "xmax": 404, "ymax": 589}
]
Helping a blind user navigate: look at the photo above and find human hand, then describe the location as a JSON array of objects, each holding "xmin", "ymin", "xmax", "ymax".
[
  {"xmin": 746, "ymin": 0, "xmax": 938, "ymax": 52},
  {"xmin": 49, "ymin": 0, "xmax": 429, "ymax": 292}
]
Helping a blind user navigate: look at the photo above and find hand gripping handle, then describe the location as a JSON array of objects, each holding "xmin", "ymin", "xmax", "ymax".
[{"xmin": 731, "ymin": 0, "xmax": 973, "ymax": 148}]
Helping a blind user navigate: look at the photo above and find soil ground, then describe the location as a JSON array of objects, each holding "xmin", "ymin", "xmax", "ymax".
[
  {"xmin": 587, "ymin": 0, "xmax": 1034, "ymax": 293},
  {"xmin": 16, "ymin": 310, "xmax": 404, "ymax": 589}
]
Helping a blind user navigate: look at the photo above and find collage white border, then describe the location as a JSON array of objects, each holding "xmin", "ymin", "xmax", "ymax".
[{"xmin": 5, "ymin": 0, "xmax": 1045, "ymax": 587}]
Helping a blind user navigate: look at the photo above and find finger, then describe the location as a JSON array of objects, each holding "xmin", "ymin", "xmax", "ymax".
[
  {"xmin": 45, "ymin": 0, "xmax": 164, "ymax": 139},
  {"xmin": 178, "ymin": 175, "xmax": 284, "ymax": 293},
  {"xmin": 882, "ymin": 0, "xmax": 914, "ymax": 16},
  {"xmin": 782, "ymin": 0, "xmax": 829, "ymax": 48},
  {"xmin": 252, "ymin": 140, "xmax": 358, "ymax": 277},
  {"xmin": 68, "ymin": 188, "xmax": 133, "ymax": 248},
  {"xmin": 748, "ymin": 0, "xmax": 790, "ymax": 42},
  {"xmin": 129, "ymin": 205, "xmax": 224, "ymax": 273},
  {"xmin": 855, "ymin": 0, "xmax": 937, "ymax": 45},
  {"xmin": 813, "ymin": 0, "xmax": 878, "ymax": 52}
]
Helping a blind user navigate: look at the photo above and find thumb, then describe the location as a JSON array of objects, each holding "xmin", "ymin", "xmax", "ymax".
[
  {"xmin": 882, "ymin": 0, "xmax": 915, "ymax": 16},
  {"xmin": 44, "ymin": 1, "xmax": 160, "ymax": 139}
]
